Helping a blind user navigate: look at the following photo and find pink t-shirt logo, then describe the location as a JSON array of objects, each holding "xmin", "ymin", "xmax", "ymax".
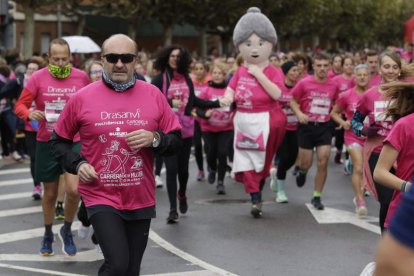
[{"xmin": 235, "ymin": 79, "xmax": 256, "ymax": 109}]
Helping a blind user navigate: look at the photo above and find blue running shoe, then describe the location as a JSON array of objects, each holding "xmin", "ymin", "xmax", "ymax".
[
  {"xmin": 39, "ymin": 234, "xmax": 54, "ymax": 256},
  {"xmin": 58, "ymin": 226, "xmax": 77, "ymax": 256}
]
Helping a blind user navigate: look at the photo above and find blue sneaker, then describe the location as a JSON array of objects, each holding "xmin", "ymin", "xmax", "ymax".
[
  {"xmin": 39, "ymin": 234, "xmax": 54, "ymax": 256},
  {"xmin": 58, "ymin": 226, "xmax": 77, "ymax": 256}
]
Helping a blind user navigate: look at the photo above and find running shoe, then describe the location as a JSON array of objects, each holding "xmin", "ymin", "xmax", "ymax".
[
  {"xmin": 276, "ymin": 191, "xmax": 288, "ymax": 203},
  {"xmin": 55, "ymin": 204, "xmax": 64, "ymax": 220},
  {"xmin": 178, "ymin": 194, "xmax": 188, "ymax": 214},
  {"xmin": 364, "ymin": 190, "xmax": 371, "ymax": 197},
  {"xmin": 12, "ymin": 151, "xmax": 22, "ymax": 161},
  {"xmin": 39, "ymin": 234, "xmax": 54, "ymax": 256},
  {"xmin": 216, "ymin": 181, "xmax": 226, "ymax": 195},
  {"xmin": 77, "ymin": 224, "xmax": 91, "ymax": 240},
  {"xmin": 296, "ymin": 171, "xmax": 307, "ymax": 187},
  {"xmin": 208, "ymin": 170, "xmax": 216, "ymax": 184},
  {"xmin": 167, "ymin": 210, "xmax": 179, "ymax": 224},
  {"xmin": 250, "ymin": 203, "xmax": 263, "ymax": 218},
  {"xmin": 269, "ymin": 167, "xmax": 278, "ymax": 193},
  {"xmin": 155, "ymin": 175, "xmax": 163, "ymax": 188},
  {"xmin": 311, "ymin": 197, "xmax": 324, "ymax": 210},
  {"xmin": 58, "ymin": 226, "xmax": 77, "ymax": 256},
  {"xmin": 32, "ymin": 185, "xmax": 42, "ymax": 200},
  {"xmin": 196, "ymin": 170, "xmax": 205, "ymax": 181},
  {"xmin": 353, "ymin": 198, "xmax": 368, "ymax": 216}
]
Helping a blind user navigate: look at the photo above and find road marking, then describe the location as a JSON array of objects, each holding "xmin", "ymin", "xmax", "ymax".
[
  {"xmin": 0, "ymin": 249, "xmax": 102, "ymax": 262},
  {"xmin": 143, "ymin": 271, "xmax": 215, "ymax": 276},
  {"xmin": 306, "ymin": 204, "xmax": 381, "ymax": 235},
  {"xmin": 0, "ymin": 262, "xmax": 88, "ymax": 276},
  {"xmin": 0, "ymin": 222, "xmax": 81, "ymax": 244},
  {"xmin": 0, "ymin": 206, "xmax": 42, "ymax": 218},
  {"xmin": 0, "ymin": 168, "xmax": 30, "ymax": 175},
  {"xmin": 0, "ymin": 178, "xmax": 33, "ymax": 187},
  {"xmin": 149, "ymin": 230, "xmax": 238, "ymax": 276},
  {"xmin": 0, "ymin": 192, "xmax": 32, "ymax": 201}
]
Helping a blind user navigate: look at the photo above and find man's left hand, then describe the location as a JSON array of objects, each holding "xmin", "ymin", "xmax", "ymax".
[{"xmin": 126, "ymin": 129, "xmax": 154, "ymax": 151}]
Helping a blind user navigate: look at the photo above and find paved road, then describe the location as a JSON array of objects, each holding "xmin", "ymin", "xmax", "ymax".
[{"xmin": 0, "ymin": 154, "xmax": 380, "ymax": 276}]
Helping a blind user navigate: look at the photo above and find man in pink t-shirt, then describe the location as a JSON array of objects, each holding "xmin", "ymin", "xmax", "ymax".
[
  {"xmin": 290, "ymin": 53, "xmax": 340, "ymax": 210},
  {"xmin": 50, "ymin": 34, "xmax": 182, "ymax": 275},
  {"xmin": 14, "ymin": 38, "xmax": 90, "ymax": 257},
  {"xmin": 366, "ymin": 50, "xmax": 381, "ymax": 87}
]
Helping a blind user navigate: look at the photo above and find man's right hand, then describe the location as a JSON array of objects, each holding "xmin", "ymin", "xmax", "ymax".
[
  {"xmin": 28, "ymin": 110, "xmax": 45, "ymax": 121},
  {"xmin": 78, "ymin": 163, "xmax": 98, "ymax": 183},
  {"xmin": 297, "ymin": 112, "xmax": 309, "ymax": 124}
]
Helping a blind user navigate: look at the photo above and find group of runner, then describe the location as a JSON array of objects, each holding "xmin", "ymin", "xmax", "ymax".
[{"xmin": 1, "ymin": 33, "xmax": 414, "ymax": 275}]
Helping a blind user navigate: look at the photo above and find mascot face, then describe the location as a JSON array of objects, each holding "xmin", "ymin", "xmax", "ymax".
[{"xmin": 238, "ymin": 33, "xmax": 273, "ymax": 65}]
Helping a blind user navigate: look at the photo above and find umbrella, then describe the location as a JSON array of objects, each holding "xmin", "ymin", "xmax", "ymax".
[{"xmin": 62, "ymin": 36, "xmax": 101, "ymax": 54}]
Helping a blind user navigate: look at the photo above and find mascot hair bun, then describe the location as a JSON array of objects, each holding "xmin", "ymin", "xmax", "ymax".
[{"xmin": 232, "ymin": 7, "xmax": 278, "ymax": 47}]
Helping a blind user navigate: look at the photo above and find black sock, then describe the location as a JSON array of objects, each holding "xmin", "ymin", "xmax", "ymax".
[
  {"xmin": 63, "ymin": 221, "xmax": 72, "ymax": 233},
  {"xmin": 45, "ymin": 224, "xmax": 53, "ymax": 236}
]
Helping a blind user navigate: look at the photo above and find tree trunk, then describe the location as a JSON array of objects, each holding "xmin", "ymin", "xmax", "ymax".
[
  {"xmin": 198, "ymin": 27, "xmax": 207, "ymax": 58},
  {"xmin": 76, "ymin": 15, "xmax": 85, "ymax": 36},
  {"xmin": 163, "ymin": 25, "xmax": 173, "ymax": 46},
  {"xmin": 23, "ymin": 6, "xmax": 34, "ymax": 59},
  {"xmin": 128, "ymin": 23, "xmax": 137, "ymax": 41}
]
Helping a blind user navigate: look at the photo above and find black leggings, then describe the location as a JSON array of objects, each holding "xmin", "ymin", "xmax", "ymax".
[
  {"xmin": 193, "ymin": 121, "xmax": 204, "ymax": 172},
  {"xmin": 164, "ymin": 137, "xmax": 192, "ymax": 211},
  {"xmin": 90, "ymin": 212, "xmax": 151, "ymax": 276},
  {"xmin": 202, "ymin": 130, "xmax": 233, "ymax": 182},
  {"xmin": 368, "ymin": 152, "xmax": 394, "ymax": 233},
  {"xmin": 154, "ymin": 153, "xmax": 163, "ymax": 176},
  {"xmin": 24, "ymin": 131, "xmax": 40, "ymax": 187},
  {"xmin": 276, "ymin": 130, "xmax": 298, "ymax": 180}
]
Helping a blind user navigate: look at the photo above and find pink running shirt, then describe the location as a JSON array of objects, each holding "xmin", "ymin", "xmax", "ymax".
[
  {"xmin": 198, "ymin": 85, "xmax": 233, "ymax": 132},
  {"xmin": 291, "ymin": 75, "xmax": 340, "ymax": 123},
  {"xmin": 383, "ymin": 113, "xmax": 414, "ymax": 228},
  {"xmin": 228, "ymin": 65, "xmax": 282, "ymax": 112},
  {"xmin": 335, "ymin": 87, "xmax": 365, "ymax": 146},
  {"xmin": 55, "ymin": 80, "xmax": 181, "ymax": 210},
  {"xmin": 369, "ymin": 73, "xmax": 381, "ymax": 88},
  {"xmin": 24, "ymin": 67, "xmax": 89, "ymax": 141},
  {"xmin": 276, "ymin": 81, "xmax": 297, "ymax": 131},
  {"xmin": 332, "ymin": 74, "xmax": 355, "ymax": 93}
]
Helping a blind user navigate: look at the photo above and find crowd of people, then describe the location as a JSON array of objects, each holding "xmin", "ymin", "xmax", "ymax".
[{"xmin": 1, "ymin": 28, "xmax": 414, "ymax": 274}]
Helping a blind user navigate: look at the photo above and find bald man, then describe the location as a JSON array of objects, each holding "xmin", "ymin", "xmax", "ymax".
[{"xmin": 50, "ymin": 34, "xmax": 182, "ymax": 275}]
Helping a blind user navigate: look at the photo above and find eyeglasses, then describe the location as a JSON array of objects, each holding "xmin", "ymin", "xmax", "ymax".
[{"xmin": 103, "ymin": 54, "xmax": 136, "ymax": 64}]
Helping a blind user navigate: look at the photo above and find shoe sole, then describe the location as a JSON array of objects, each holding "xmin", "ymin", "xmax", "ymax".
[
  {"xmin": 39, "ymin": 251, "xmax": 54, "ymax": 256},
  {"xmin": 276, "ymin": 198, "xmax": 288, "ymax": 203},
  {"xmin": 58, "ymin": 231, "xmax": 76, "ymax": 256},
  {"xmin": 167, "ymin": 218, "xmax": 178, "ymax": 224},
  {"xmin": 356, "ymin": 207, "xmax": 368, "ymax": 216},
  {"xmin": 156, "ymin": 184, "xmax": 163, "ymax": 189},
  {"xmin": 55, "ymin": 215, "xmax": 65, "ymax": 221}
]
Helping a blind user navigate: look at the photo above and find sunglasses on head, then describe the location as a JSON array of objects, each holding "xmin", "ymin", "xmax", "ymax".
[{"xmin": 103, "ymin": 54, "xmax": 136, "ymax": 64}]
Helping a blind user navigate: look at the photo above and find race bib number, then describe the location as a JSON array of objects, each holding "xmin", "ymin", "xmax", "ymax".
[
  {"xmin": 309, "ymin": 98, "xmax": 331, "ymax": 115},
  {"xmin": 283, "ymin": 107, "xmax": 297, "ymax": 123},
  {"xmin": 45, "ymin": 102, "xmax": 65, "ymax": 122},
  {"xmin": 374, "ymin": 101, "xmax": 391, "ymax": 122}
]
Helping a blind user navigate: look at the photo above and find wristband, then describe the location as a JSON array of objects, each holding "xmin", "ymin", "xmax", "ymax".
[{"xmin": 401, "ymin": 181, "xmax": 412, "ymax": 192}]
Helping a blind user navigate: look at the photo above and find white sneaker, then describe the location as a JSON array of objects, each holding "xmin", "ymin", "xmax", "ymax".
[
  {"xmin": 77, "ymin": 225, "xmax": 91, "ymax": 239},
  {"xmin": 269, "ymin": 168, "xmax": 277, "ymax": 193},
  {"xmin": 12, "ymin": 151, "xmax": 22, "ymax": 161},
  {"xmin": 155, "ymin": 175, "xmax": 163, "ymax": 188},
  {"xmin": 276, "ymin": 191, "xmax": 288, "ymax": 203}
]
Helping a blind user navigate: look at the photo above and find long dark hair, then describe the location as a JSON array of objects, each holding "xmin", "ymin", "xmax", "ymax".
[{"xmin": 153, "ymin": 45, "xmax": 192, "ymax": 75}]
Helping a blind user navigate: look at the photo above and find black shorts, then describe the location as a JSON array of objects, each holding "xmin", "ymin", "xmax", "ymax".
[{"xmin": 297, "ymin": 122, "xmax": 332, "ymax": 150}]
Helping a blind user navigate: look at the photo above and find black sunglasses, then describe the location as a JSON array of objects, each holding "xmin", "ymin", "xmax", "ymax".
[{"xmin": 103, "ymin": 54, "xmax": 136, "ymax": 64}]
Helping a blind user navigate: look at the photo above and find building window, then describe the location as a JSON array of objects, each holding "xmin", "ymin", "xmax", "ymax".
[{"xmin": 41, "ymin": 33, "xmax": 51, "ymax": 55}]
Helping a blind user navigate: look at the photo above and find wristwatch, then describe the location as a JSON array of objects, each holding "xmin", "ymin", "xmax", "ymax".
[{"xmin": 152, "ymin": 131, "xmax": 161, "ymax": 148}]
